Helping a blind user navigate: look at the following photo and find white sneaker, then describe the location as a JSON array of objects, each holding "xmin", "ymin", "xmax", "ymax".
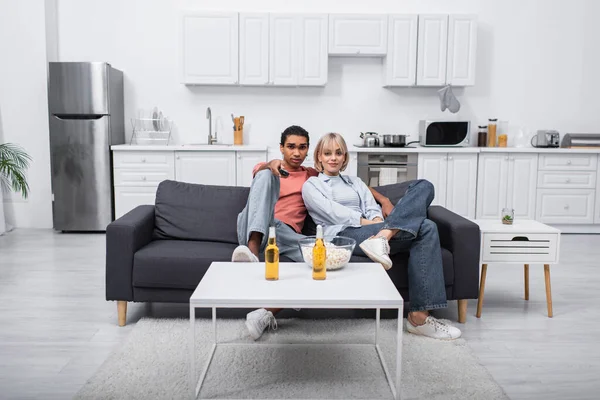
[
  {"xmin": 359, "ymin": 236, "xmax": 393, "ymax": 270},
  {"xmin": 406, "ymin": 316, "xmax": 462, "ymax": 340},
  {"xmin": 232, "ymin": 245, "xmax": 259, "ymax": 262},
  {"xmin": 245, "ymin": 308, "xmax": 277, "ymax": 340}
]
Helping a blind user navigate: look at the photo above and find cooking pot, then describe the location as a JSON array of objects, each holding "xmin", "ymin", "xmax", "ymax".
[
  {"xmin": 360, "ymin": 132, "xmax": 380, "ymax": 147},
  {"xmin": 383, "ymin": 134, "xmax": 407, "ymax": 147}
]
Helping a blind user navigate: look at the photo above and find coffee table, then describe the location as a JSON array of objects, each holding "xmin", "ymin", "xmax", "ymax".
[
  {"xmin": 189, "ymin": 262, "xmax": 404, "ymax": 399},
  {"xmin": 472, "ymin": 219, "xmax": 561, "ymax": 318}
]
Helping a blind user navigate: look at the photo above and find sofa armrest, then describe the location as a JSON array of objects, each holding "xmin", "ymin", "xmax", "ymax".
[
  {"xmin": 105, "ymin": 205, "xmax": 155, "ymax": 301},
  {"xmin": 427, "ymin": 206, "xmax": 480, "ymax": 300}
]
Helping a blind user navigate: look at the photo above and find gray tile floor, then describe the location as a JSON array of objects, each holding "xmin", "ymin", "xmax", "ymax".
[{"xmin": 1, "ymin": 229, "xmax": 599, "ymax": 399}]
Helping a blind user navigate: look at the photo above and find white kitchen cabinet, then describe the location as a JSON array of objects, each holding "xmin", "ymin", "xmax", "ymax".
[
  {"xmin": 446, "ymin": 154, "xmax": 478, "ymax": 218},
  {"xmin": 114, "ymin": 187, "xmax": 158, "ymax": 219},
  {"xmin": 175, "ymin": 152, "xmax": 236, "ymax": 186},
  {"xmin": 416, "ymin": 15, "xmax": 448, "ymax": 86},
  {"xmin": 596, "ymin": 156, "xmax": 600, "ymax": 223},
  {"xmin": 418, "ymin": 153, "xmax": 477, "ymax": 218},
  {"xmin": 446, "ymin": 15, "xmax": 477, "ymax": 86},
  {"xmin": 346, "ymin": 152, "xmax": 358, "ymax": 177},
  {"xmin": 298, "ymin": 14, "xmax": 328, "ymax": 86},
  {"xmin": 236, "ymin": 151, "xmax": 267, "ymax": 187},
  {"xmin": 328, "ymin": 14, "xmax": 387, "ymax": 56},
  {"xmin": 270, "ymin": 14, "xmax": 298, "ymax": 86},
  {"xmin": 477, "ymin": 153, "xmax": 538, "ymax": 220},
  {"xmin": 239, "ymin": 13, "xmax": 269, "ymax": 85},
  {"xmin": 180, "ymin": 12, "xmax": 238, "ymax": 85},
  {"xmin": 384, "ymin": 15, "xmax": 418, "ymax": 86},
  {"xmin": 536, "ymin": 189, "xmax": 595, "ymax": 224},
  {"xmin": 417, "ymin": 154, "xmax": 447, "ymax": 207}
]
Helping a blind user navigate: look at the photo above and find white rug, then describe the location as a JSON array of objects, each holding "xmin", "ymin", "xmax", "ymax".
[{"xmin": 75, "ymin": 318, "xmax": 508, "ymax": 400}]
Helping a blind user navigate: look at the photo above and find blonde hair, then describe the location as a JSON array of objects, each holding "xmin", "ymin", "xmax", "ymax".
[{"xmin": 313, "ymin": 133, "xmax": 349, "ymax": 172}]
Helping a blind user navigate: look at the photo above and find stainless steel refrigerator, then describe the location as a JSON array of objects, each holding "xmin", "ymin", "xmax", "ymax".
[{"xmin": 48, "ymin": 62, "xmax": 124, "ymax": 231}]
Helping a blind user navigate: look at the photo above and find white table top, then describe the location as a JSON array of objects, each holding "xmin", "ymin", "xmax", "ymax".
[
  {"xmin": 471, "ymin": 219, "xmax": 561, "ymax": 234},
  {"xmin": 190, "ymin": 262, "xmax": 403, "ymax": 309}
]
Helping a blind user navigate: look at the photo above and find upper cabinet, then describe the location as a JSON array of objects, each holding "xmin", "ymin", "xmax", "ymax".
[
  {"xmin": 181, "ymin": 11, "xmax": 476, "ymax": 87},
  {"xmin": 238, "ymin": 13, "xmax": 328, "ymax": 86},
  {"xmin": 328, "ymin": 15, "xmax": 387, "ymax": 56},
  {"xmin": 416, "ymin": 15, "xmax": 448, "ymax": 86},
  {"xmin": 446, "ymin": 15, "xmax": 478, "ymax": 86},
  {"xmin": 180, "ymin": 12, "xmax": 239, "ymax": 85},
  {"xmin": 239, "ymin": 13, "xmax": 270, "ymax": 85},
  {"xmin": 384, "ymin": 15, "xmax": 418, "ymax": 86},
  {"xmin": 298, "ymin": 14, "xmax": 328, "ymax": 86}
]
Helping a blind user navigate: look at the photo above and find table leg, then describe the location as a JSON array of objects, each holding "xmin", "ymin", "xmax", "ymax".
[
  {"xmin": 476, "ymin": 264, "xmax": 487, "ymax": 318},
  {"xmin": 190, "ymin": 306, "xmax": 196, "ymax": 399},
  {"xmin": 395, "ymin": 308, "xmax": 402, "ymax": 399},
  {"xmin": 544, "ymin": 264, "xmax": 553, "ymax": 318},
  {"xmin": 524, "ymin": 264, "xmax": 529, "ymax": 300},
  {"xmin": 375, "ymin": 308, "xmax": 380, "ymax": 345}
]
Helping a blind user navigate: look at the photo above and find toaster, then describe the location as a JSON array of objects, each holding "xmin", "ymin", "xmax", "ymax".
[{"xmin": 532, "ymin": 130, "xmax": 560, "ymax": 148}]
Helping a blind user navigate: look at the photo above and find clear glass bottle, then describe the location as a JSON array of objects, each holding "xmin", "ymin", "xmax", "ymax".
[
  {"xmin": 477, "ymin": 125, "xmax": 488, "ymax": 147},
  {"xmin": 265, "ymin": 226, "xmax": 279, "ymax": 281},
  {"xmin": 488, "ymin": 119, "xmax": 498, "ymax": 147},
  {"xmin": 312, "ymin": 225, "xmax": 326, "ymax": 280}
]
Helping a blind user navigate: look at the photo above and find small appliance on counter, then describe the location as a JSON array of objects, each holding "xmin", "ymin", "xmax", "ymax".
[
  {"xmin": 419, "ymin": 120, "xmax": 470, "ymax": 146},
  {"xmin": 560, "ymin": 133, "xmax": 600, "ymax": 148},
  {"xmin": 531, "ymin": 130, "xmax": 560, "ymax": 148}
]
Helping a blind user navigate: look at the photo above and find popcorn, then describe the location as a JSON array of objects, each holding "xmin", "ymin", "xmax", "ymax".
[{"xmin": 301, "ymin": 242, "xmax": 352, "ymax": 270}]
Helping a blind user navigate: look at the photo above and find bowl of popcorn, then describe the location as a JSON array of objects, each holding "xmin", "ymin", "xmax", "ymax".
[{"xmin": 298, "ymin": 236, "xmax": 356, "ymax": 270}]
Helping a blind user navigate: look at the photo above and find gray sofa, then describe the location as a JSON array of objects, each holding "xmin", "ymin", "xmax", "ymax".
[{"xmin": 106, "ymin": 179, "xmax": 480, "ymax": 326}]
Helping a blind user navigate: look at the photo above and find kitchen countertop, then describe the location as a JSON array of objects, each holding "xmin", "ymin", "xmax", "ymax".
[
  {"xmin": 111, "ymin": 144, "xmax": 600, "ymax": 154},
  {"xmin": 111, "ymin": 144, "xmax": 268, "ymax": 151}
]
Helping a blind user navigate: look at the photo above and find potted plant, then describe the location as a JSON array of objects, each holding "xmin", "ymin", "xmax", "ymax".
[{"xmin": 0, "ymin": 143, "xmax": 31, "ymax": 234}]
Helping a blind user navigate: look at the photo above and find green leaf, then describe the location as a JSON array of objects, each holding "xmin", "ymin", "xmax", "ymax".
[{"xmin": 0, "ymin": 143, "xmax": 32, "ymax": 199}]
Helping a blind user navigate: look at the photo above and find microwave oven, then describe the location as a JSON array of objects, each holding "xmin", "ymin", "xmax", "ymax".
[{"xmin": 419, "ymin": 120, "xmax": 470, "ymax": 147}]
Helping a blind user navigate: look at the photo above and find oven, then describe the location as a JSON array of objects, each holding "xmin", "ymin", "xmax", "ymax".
[{"xmin": 357, "ymin": 153, "xmax": 418, "ymax": 187}]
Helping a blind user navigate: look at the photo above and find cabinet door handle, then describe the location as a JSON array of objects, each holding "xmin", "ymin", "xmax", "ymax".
[
  {"xmin": 176, "ymin": 156, "xmax": 180, "ymax": 160},
  {"xmin": 142, "ymin": 176, "xmax": 147, "ymax": 181},
  {"xmin": 356, "ymin": 50, "xmax": 361, "ymax": 54},
  {"xmin": 567, "ymin": 160, "xmax": 572, "ymax": 165},
  {"xmin": 564, "ymin": 204, "xmax": 570, "ymax": 210},
  {"xmin": 505, "ymin": 156, "xmax": 509, "ymax": 160},
  {"xmin": 566, "ymin": 178, "xmax": 571, "ymax": 183},
  {"xmin": 141, "ymin": 158, "xmax": 146, "ymax": 163},
  {"xmin": 448, "ymin": 156, "xmax": 453, "ymax": 160}
]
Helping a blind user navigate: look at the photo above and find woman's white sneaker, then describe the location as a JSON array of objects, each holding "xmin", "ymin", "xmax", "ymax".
[
  {"xmin": 406, "ymin": 316, "xmax": 462, "ymax": 340},
  {"xmin": 359, "ymin": 236, "xmax": 393, "ymax": 270}
]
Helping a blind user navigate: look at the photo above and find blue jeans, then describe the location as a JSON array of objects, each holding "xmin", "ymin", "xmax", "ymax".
[
  {"xmin": 236, "ymin": 170, "xmax": 305, "ymax": 262},
  {"xmin": 339, "ymin": 180, "xmax": 447, "ymax": 312}
]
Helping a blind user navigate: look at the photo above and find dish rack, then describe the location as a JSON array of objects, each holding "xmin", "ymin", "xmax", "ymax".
[{"xmin": 130, "ymin": 117, "xmax": 173, "ymax": 145}]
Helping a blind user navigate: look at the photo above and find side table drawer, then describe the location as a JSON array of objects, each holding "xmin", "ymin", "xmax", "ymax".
[{"xmin": 482, "ymin": 233, "xmax": 559, "ymax": 263}]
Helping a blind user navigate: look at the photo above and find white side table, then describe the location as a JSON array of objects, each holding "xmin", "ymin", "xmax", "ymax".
[{"xmin": 472, "ymin": 219, "xmax": 561, "ymax": 318}]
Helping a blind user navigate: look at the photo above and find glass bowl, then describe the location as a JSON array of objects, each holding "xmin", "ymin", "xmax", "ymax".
[{"xmin": 298, "ymin": 236, "xmax": 356, "ymax": 270}]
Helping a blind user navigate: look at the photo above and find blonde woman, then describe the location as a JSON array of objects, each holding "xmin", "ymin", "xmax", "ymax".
[{"xmin": 302, "ymin": 133, "xmax": 461, "ymax": 340}]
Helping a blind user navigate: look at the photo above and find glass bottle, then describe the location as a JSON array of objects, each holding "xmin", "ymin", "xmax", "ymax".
[
  {"xmin": 265, "ymin": 226, "xmax": 279, "ymax": 281},
  {"xmin": 488, "ymin": 119, "xmax": 498, "ymax": 147},
  {"xmin": 312, "ymin": 225, "xmax": 326, "ymax": 280},
  {"xmin": 477, "ymin": 125, "xmax": 488, "ymax": 147}
]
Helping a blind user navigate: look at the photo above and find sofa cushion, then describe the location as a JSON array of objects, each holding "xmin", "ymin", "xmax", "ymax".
[
  {"xmin": 133, "ymin": 240, "xmax": 296, "ymax": 290},
  {"xmin": 350, "ymin": 247, "xmax": 454, "ymax": 289},
  {"xmin": 371, "ymin": 181, "xmax": 411, "ymax": 204},
  {"xmin": 153, "ymin": 180, "xmax": 249, "ymax": 244}
]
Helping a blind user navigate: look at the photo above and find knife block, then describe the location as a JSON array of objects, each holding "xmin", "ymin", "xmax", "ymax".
[{"xmin": 234, "ymin": 129, "xmax": 243, "ymax": 145}]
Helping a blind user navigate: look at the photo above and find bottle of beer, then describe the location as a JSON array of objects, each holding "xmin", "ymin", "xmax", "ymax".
[
  {"xmin": 312, "ymin": 225, "xmax": 326, "ymax": 280},
  {"xmin": 265, "ymin": 226, "xmax": 279, "ymax": 281}
]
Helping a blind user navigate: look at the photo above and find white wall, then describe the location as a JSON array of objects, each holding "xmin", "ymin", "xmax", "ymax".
[
  {"xmin": 2, "ymin": 0, "xmax": 600, "ymax": 228},
  {"xmin": 55, "ymin": 0, "xmax": 600, "ymax": 148},
  {"xmin": 0, "ymin": 0, "xmax": 53, "ymax": 229}
]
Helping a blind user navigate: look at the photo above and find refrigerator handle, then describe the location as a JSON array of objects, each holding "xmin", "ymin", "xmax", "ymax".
[{"xmin": 53, "ymin": 114, "xmax": 105, "ymax": 120}]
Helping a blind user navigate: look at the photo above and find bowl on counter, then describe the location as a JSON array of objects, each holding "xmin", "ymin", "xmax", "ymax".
[{"xmin": 298, "ymin": 236, "xmax": 356, "ymax": 270}]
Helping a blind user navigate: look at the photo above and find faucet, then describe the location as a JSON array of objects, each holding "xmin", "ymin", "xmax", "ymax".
[{"xmin": 207, "ymin": 107, "xmax": 217, "ymax": 144}]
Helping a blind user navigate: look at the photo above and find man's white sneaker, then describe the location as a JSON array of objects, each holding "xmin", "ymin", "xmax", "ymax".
[
  {"xmin": 245, "ymin": 308, "xmax": 277, "ymax": 340},
  {"xmin": 406, "ymin": 316, "xmax": 462, "ymax": 340},
  {"xmin": 359, "ymin": 236, "xmax": 393, "ymax": 270},
  {"xmin": 232, "ymin": 245, "xmax": 259, "ymax": 263}
]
